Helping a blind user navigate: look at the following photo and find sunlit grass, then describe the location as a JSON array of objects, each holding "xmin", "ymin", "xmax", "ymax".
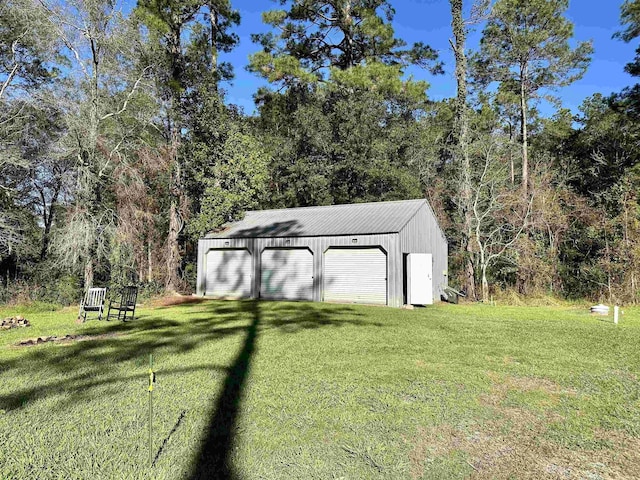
[{"xmin": 0, "ymin": 301, "xmax": 638, "ymax": 479}]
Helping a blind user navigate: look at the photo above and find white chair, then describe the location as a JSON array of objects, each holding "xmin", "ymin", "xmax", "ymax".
[{"xmin": 78, "ymin": 287, "xmax": 107, "ymax": 322}]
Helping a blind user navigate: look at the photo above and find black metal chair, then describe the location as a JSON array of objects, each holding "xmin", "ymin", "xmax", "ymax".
[{"xmin": 107, "ymin": 286, "xmax": 138, "ymax": 321}]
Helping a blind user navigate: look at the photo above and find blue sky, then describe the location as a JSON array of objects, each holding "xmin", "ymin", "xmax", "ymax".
[{"xmin": 217, "ymin": 0, "xmax": 638, "ymax": 116}]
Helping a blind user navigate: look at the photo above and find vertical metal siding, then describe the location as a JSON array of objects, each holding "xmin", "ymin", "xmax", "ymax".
[
  {"xmin": 204, "ymin": 249, "xmax": 253, "ymax": 297},
  {"xmin": 398, "ymin": 204, "xmax": 448, "ymax": 301},
  {"xmin": 197, "ymin": 240, "xmax": 204, "ymax": 295},
  {"xmin": 198, "ymin": 233, "xmax": 403, "ymax": 307},
  {"xmin": 324, "ymin": 248, "xmax": 387, "ymax": 304},
  {"xmin": 260, "ymin": 248, "xmax": 314, "ymax": 300}
]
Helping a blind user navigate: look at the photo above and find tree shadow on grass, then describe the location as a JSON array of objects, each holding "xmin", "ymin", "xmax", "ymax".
[
  {"xmin": 188, "ymin": 299, "xmax": 260, "ymax": 480},
  {"xmin": 0, "ymin": 298, "xmax": 381, "ymax": 478},
  {"xmin": 0, "ymin": 301, "xmax": 374, "ymax": 407},
  {"xmin": 184, "ymin": 299, "xmax": 384, "ymax": 479}
]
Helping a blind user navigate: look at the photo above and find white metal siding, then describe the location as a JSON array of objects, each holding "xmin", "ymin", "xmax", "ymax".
[
  {"xmin": 205, "ymin": 249, "xmax": 252, "ymax": 298},
  {"xmin": 260, "ymin": 248, "xmax": 313, "ymax": 300},
  {"xmin": 324, "ymin": 248, "xmax": 387, "ymax": 305},
  {"xmin": 398, "ymin": 204, "xmax": 448, "ymax": 302},
  {"xmin": 198, "ymin": 234, "xmax": 402, "ymax": 306}
]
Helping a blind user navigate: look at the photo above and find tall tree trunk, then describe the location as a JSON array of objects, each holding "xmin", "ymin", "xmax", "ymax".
[
  {"xmin": 6, "ymin": 244, "xmax": 12, "ymax": 287},
  {"xmin": 508, "ymin": 122, "xmax": 515, "ymax": 184},
  {"xmin": 520, "ymin": 64, "xmax": 529, "ymax": 194},
  {"xmin": 166, "ymin": 137, "xmax": 183, "ymax": 292},
  {"xmin": 81, "ymin": 36, "xmax": 101, "ymax": 289},
  {"xmin": 209, "ymin": 4, "xmax": 218, "ymax": 75},
  {"xmin": 167, "ymin": 197, "xmax": 181, "ymax": 291},
  {"xmin": 341, "ymin": 1, "xmax": 354, "ymax": 69},
  {"xmin": 164, "ymin": 26, "xmax": 185, "ymax": 293},
  {"xmin": 147, "ymin": 239, "xmax": 153, "ymax": 283},
  {"xmin": 39, "ymin": 188, "xmax": 59, "ymax": 260},
  {"xmin": 451, "ymin": 0, "xmax": 477, "ymax": 300},
  {"xmin": 84, "ymin": 257, "xmax": 94, "ymax": 289},
  {"xmin": 40, "ymin": 214, "xmax": 53, "ymax": 260},
  {"xmin": 481, "ymin": 264, "xmax": 489, "ymax": 303}
]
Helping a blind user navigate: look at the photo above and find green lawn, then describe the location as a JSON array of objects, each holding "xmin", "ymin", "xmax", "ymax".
[{"xmin": 0, "ymin": 300, "xmax": 639, "ymax": 479}]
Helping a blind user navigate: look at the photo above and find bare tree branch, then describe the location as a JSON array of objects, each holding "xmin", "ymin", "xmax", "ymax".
[{"xmin": 100, "ymin": 66, "xmax": 152, "ymax": 121}]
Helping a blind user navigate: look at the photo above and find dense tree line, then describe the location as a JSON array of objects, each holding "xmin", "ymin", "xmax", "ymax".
[{"xmin": 0, "ymin": 0, "xmax": 639, "ymax": 304}]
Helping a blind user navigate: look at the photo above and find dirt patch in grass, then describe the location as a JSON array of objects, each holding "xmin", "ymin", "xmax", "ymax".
[
  {"xmin": 150, "ymin": 295, "xmax": 207, "ymax": 307},
  {"xmin": 410, "ymin": 416, "xmax": 640, "ymax": 479},
  {"xmin": 610, "ymin": 369, "xmax": 638, "ymax": 382},
  {"xmin": 480, "ymin": 372, "xmax": 578, "ymax": 408},
  {"xmin": 502, "ymin": 355, "xmax": 518, "ymax": 365},
  {"xmin": 14, "ymin": 332, "xmax": 120, "ymax": 347},
  {"xmin": 409, "ymin": 374, "xmax": 640, "ymax": 479}
]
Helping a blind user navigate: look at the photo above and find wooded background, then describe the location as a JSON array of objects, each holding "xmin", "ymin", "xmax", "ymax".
[{"xmin": 1, "ymin": 0, "xmax": 639, "ymax": 304}]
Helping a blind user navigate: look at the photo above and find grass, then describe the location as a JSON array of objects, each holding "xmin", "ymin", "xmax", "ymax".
[{"xmin": 0, "ymin": 300, "xmax": 639, "ymax": 479}]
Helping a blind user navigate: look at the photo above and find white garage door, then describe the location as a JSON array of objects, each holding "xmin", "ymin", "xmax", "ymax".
[
  {"xmin": 260, "ymin": 248, "xmax": 314, "ymax": 301},
  {"xmin": 324, "ymin": 248, "xmax": 387, "ymax": 305},
  {"xmin": 205, "ymin": 249, "xmax": 252, "ymax": 298}
]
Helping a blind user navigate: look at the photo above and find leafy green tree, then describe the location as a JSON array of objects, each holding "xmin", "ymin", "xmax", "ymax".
[
  {"xmin": 474, "ymin": 0, "xmax": 592, "ymax": 194},
  {"xmin": 617, "ymin": 0, "xmax": 640, "ymax": 75},
  {"xmin": 250, "ymin": 0, "xmax": 442, "ymax": 87},
  {"xmin": 181, "ymin": 77, "xmax": 271, "ymax": 238},
  {"xmin": 256, "ymin": 75, "xmax": 426, "ymax": 207},
  {"xmin": 135, "ymin": 0, "xmax": 239, "ymax": 83},
  {"xmin": 0, "ymin": 0, "xmax": 59, "ymax": 263},
  {"xmin": 614, "ymin": 0, "xmax": 640, "ymax": 115},
  {"xmin": 449, "ymin": 0, "xmax": 490, "ymax": 299},
  {"xmin": 134, "ymin": 0, "xmax": 240, "ymax": 291},
  {"xmin": 565, "ymin": 94, "xmax": 640, "ymax": 207},
  {"xmin": 251, "ymin": 0, "xmax": 441, "ymax": 208},
  {"xmin": 40, "ymin": 0, "xmax": 153, "ymax": 288},
  {"xmin": 536, "ymin": 94, "xmax": 640, "ymax": 302},
  {"xmin": 0, "ymin": 0, "xmax": 57, "ymax": 100},
  {"xmin": 187, "ymin": 107, "xmax": 271, "ymax": 236}
]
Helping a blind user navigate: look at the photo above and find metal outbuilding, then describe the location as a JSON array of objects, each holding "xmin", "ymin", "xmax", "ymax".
[{"xmin": 196, "ymin": 199, "xmax": 448, "ymax": 307}]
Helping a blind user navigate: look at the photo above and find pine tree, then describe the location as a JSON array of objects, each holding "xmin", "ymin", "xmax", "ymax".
[
  {"xmin": 474, "ymin": 0, "xmax": 592, "ymax": 194},
  {"xmin": 135, "ymin": 0, "xmax": 240, "ymax": 291},
  {"xmin": 249, "ymin": 0, "xmax": 442, "ymax": 87}
]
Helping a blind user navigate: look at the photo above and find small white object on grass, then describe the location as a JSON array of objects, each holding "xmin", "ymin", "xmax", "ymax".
[
  {"xmin": 590, "ymin": 304, "xmax": 609, "ymax": 315},
  {"xmin": 614, "ymin": 305, "xmax": 619, "ymax": 325}
]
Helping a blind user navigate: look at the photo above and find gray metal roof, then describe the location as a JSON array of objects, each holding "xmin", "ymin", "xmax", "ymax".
[{"xmin": 205, "ymin": 199, "xmax": 428, "ymax": 238}]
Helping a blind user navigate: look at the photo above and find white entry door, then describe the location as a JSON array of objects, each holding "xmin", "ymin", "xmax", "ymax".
[
  {"xmin": 407, "ymin": 253, "xmax": 433, "ymax": 305},
  {"xmin": 324, "ymin": 247, "xmax": 387, "ymax": 305},
  {"xmin": 205, "ymin": 249, "xmax": 252, "ymax": 298},
  {"xmin": 260, "ymin": 248, "xmax": 314, "ymax": 300}
]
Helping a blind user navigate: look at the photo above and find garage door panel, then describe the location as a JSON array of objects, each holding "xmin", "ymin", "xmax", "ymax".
[
  {"xmin": 205, "ymin": 249, "xmax": 252, "ymax": 298},
  {"xmin": 261, "ymin": 248, "xmax": 313, "ymax": 300},
  {"xmin": 324, "ymin": 248, "xmax": 387, "ymax": 305}
]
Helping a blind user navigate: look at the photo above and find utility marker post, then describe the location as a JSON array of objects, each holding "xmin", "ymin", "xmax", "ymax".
[
  {"xmin": 614, "ymin": 306, "xmax": 619, "ymax": 325},
  {"xmin": 148, "ymin": 353, "xmax": 155, "ymax": 466}
]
